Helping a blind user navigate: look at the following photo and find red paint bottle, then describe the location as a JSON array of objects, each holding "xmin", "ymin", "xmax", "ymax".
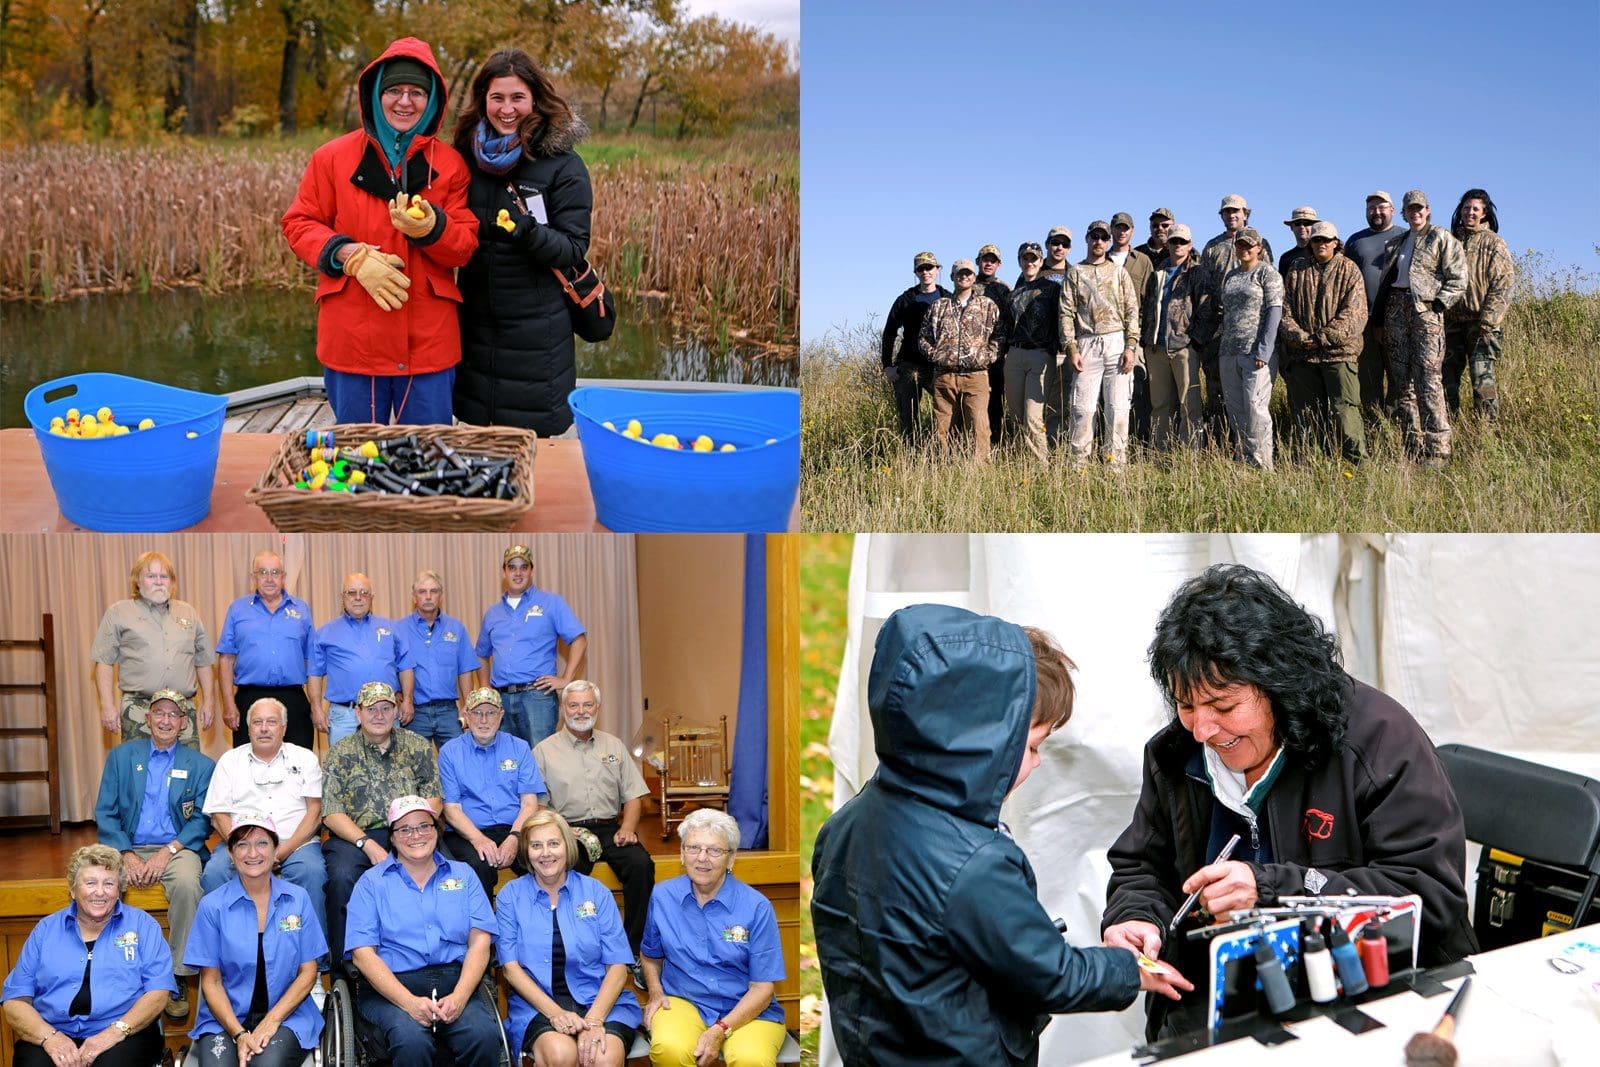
[{"xmin": 1358, "ymin": 922, "xmax": 1390, "ymax": 988}]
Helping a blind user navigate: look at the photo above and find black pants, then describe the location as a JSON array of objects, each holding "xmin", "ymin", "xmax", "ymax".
[
  {"xmin": 14, "ymin": 1024, "xmax": 162, "ymax": 1067},
  {"xmin": 444, "ymin": 823, "xmax": 524, "ymax": 900},
  {"xmin": 232, "ymin": 684, "xmax": 314, "ymax": 750},
  {"xmin": 325, "ymin": 829, "xmax": 390, "ymax": 973},
  {"xmin": 570, "ymin": 819, "xmax": 654, "ymax": 955}
]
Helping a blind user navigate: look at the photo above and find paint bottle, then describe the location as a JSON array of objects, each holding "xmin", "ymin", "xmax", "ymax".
[
  {"xmin": 1328, "ymin": 921, "xmax": 1369, "ymax": 996},
  {"xmin": 1302, "ymin": 923, "xmax": 1337, "ymax": 1003},
  {"xmin": 1254, "ymin": 939, "xmax": 1297, "ymax": 1015},
  {"xmin": 1358, "ymin": 921, "xmax": 1390, "ymax": 988}
]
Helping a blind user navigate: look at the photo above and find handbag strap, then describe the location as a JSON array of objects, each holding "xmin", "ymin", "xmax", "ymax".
[{"xmin": 552, "ymin": 263, "xmax": 608, "ymax": 316}]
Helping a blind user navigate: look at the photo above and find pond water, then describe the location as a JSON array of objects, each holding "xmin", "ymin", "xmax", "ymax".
[{"xmin": 0, "ymin": 288, "xmax": 796, "ymax": 428}]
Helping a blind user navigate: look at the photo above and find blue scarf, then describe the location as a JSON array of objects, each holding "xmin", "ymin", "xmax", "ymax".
[
  {"xmin": 369, "ymin": 65, "xmax": 441, "ymax": 172},
  {"xmin": 473, "ymin": 120, "xmax": 523, "ymax": 175}
]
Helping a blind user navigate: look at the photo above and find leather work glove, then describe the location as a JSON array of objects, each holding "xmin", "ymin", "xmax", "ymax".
[
  {"xmin": 388, "ymin": 193, "xmax": 436, "ymax": 239},
  {"xmin": 342, "ymin": 243, "xmax": 410, "ymax": 311}
]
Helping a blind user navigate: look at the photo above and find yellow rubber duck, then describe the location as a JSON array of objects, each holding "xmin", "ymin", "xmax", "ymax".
[
  {"xmin": 405, "ymin": 194, "xmax": 428, "ymax": 220},
  {"xmin": 650, "ymin": 432, "xmax": 681, "ymax": 450},
  {"xmin": 692, "ymin": 435, "xmax": 714, "ymax": 452},
  {"xmin": 138, "ymin": 417, "xmax": 155, "ymax": 430},
  {"xmin": 719, "ymin": 443, "xmax": 736, "ymax": 452}
]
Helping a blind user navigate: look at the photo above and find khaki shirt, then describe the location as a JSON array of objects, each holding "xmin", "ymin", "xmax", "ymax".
[
  {"xmin": 534, "ymin": 728, "xmax": 649, "ymax": 823},
  {"xmin": 90, "ymin": 597, "xmax": 216, "ymax": 695},
  {"xmin": 322, "ymin": 727, "xmax": 441, "ymax": 831}
]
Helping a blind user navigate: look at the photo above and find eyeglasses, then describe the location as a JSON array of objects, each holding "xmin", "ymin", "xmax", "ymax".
[
  {"xmin": 1047, "ymin": 238, "xmax": 1069, "ymax": 246},
  {"xmin": 147, "ymin": 707, "xmax": 183, "ymax": 721},
  {"xmin": 683, "ymin": 844, "xmax": 729, "ymax": 859},
  {"xmin": 464, "ymin": 707, "xmax": 501, "ymax": 720},
  {"xmin": 381, "ymin": 88, "xmax": 428, "ymax": 102},
  {"xmin": 392, "ymin": 823, "xmax": 436, "ymax": 839},
  {"xmin": 978, "ymin": 257, "xmax": 1000, "ymax": 265},
  {"xmin": 254, "ymin": 568, "xmax": 284, "ymax": 578},
  {"xmin": 343, "ymin": 589, "xmax": 372, "ymax": 598}
]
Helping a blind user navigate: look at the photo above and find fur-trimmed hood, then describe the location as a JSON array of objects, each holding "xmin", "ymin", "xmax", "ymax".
[{"xmin": 529, "ymin": 110, "xmax": 590, "ymax": 158}]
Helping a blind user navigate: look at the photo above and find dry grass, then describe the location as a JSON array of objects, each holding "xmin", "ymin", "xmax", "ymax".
[
  {"xmin": 0, "ymin": 132, "xmax": 798, "ymax": 347},
  {"xmin": 801, "ymin": 280, "xmax": 1600, "ymax": 532}
]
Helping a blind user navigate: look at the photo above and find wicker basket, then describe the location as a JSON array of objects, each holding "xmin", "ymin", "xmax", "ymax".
[{"xmin": 245, "ymin": 423, "xmax": 536, "ymax": 531}]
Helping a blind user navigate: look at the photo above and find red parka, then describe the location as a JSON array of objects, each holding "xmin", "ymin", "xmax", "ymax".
[{"xmin": 281, "ymin": 38, "xmax": 478, "ymax": 377}]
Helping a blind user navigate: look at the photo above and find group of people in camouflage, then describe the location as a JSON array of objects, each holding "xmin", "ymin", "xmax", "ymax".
[{"xmin": 881, "ymin": 189, "xmax": 1515, "ymax": 470}]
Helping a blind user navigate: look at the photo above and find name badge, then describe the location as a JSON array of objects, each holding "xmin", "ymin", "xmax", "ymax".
[{"xmin": 170, "ymin": 769, "xmax": 189, "ymax": 780}]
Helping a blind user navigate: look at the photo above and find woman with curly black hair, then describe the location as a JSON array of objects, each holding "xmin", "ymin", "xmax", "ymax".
[{"xmin": 1100, "ymin": 563, "xmax": 1477, "ymax": 1040}]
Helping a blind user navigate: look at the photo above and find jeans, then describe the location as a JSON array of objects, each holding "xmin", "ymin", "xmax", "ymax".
[
  {"xmin": 327, "ymin": 702, "xmax": 357, "ymax": 747},
  {"xmin": 409, "ymin": 699, "xmax": 463, "ymax": 747},
  {"xmin": 203, "ymin": 839, "xmax": 328, "ymax": 951},
  {"xmin": 324, "ymin": 830, "xmax": 390, "ymax": 972},
  {"xmin": 499, "ymin": 688, "xmax": 557, "ymax": 749},
  {"xmin": 1067, "ymin": 331, "xmax": 1133, "ymax": 466},
  {"xmin": 323, "ymin": 366, "xmax": 456, "ymax": 425},
  {"xmin": 358, "ymin": 963, "xmax": 500, "ymax": 1067}
]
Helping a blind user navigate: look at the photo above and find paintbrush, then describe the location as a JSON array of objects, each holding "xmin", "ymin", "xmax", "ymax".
[{"xmin": 1403, "ymin": 976, "xmax": 1472, "ymax": 1067}]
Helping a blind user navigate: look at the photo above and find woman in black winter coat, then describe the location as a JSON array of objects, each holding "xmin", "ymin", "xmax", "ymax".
[{"xmin": 451, "ymin": 49, "xmax": 593, "ymax": 436}]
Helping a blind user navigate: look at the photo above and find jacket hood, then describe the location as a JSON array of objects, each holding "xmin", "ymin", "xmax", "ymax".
[
  {"xmin": 531, "ymin": 112, "xmax": 591, "ymax": 158},
  {"xmin": 867, "ymin": 604, "xmax": 1035, "ymax": 827},
  {"xmin": 357, "ymin": 37, "xmax": 449, "ymax": 140}
]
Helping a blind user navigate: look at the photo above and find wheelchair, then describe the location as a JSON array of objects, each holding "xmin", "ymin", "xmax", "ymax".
[{"xmin": 320, "ymin": 968, "xmax": 512, "ymax": 1067}]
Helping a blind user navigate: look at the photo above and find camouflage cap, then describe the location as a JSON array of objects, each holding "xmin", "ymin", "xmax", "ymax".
[
  {"xmin": 1085, "ymin": 220, "xmax": 1112, "ymax": 238},
  {"xmin": 950, "ymin": 257, "xmax": 978, "ymax": 276},
  {"xmin": 1309, "ymin": 221, "xmax": 1340, "ymax": 241},
  {"xmin": 1219, "ymin": 194, "xmax": 1248, "ymax": 211},
  {"xmin": 502, "ymin": 544, "xmax": 533, "ymax": 566},
  {"xmin": 1284, "ymin": 205, "xmax": 1319, "ymax": 224},
  {"xmin": 1148, "ymin": 207, "xmax": 1175, "ymax": 221},
  {"xmin": 1168, "ymin": 223, "xmax": 1194, "ymax": 243},
  {"xmin": 573, "ymin": 825, "xmax": 603, "ymax": 863},
  {"xmin": 356, "ymin": 680, "xmax": 397, "ymax": 708},
  {"xmin": 1232, "ymin": 226, "xmax": 1263, "ymax": 248},
  {"xmin": 1110, "ymin": 211, "xmax": 1135, "ymax": 229},
  {"xmin": 465, "ymin": 686, "xmax": 503, "ymax": 710},
  {"xmin": 913, "ymin": 251, "xmax": 940, "ymax": 269},
  {"xmin": 148, "ymin": 688, "xmax": 192, "ymax": 716},
  {"xmin": 1017, "ymin": 241, "xmax": 1044, "ymax": 260},
  {"xmin": 976, "ymin": 244, "xmax": 1002, "ymax": 260},
  {"xmin": 386, "ymin": 795, "xmax": 435, "ymax": 826},
  {"xmin": 1046, "ymin": 225, "xmax": 1073, "ymax": 244},
  {"xmin": 1366, "ymin": 189, "xmax": 1393, "ymax": 205},
  {"xmin": 1402, "ymin": 189, "xmax": 1429, "ymax": 209}
]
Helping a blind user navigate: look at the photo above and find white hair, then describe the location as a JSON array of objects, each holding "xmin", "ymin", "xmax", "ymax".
[
  {"xmin": 561, "ymin": 679, "xmax": 602, "ymax": 705},
  {"xmin": 678, "ymin": 808, "xmax": 740, "ymax": 852}
]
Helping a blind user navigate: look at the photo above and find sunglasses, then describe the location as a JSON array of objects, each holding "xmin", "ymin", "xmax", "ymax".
[
  {"xmin": 953, "ymin": 270, "xmax": 975, "ymax": 278},
  {"xmin": 1047, "ymin": 238, "xmax": 1070, "ymax": 246},
  {"xmin": 1088, "ymin": 232, "xmax": 1111, "ymax": 241},
  {"xmin": 1168, "ymin": 238, "xmax": 1190, "ymax": 246},
  {"xmin": 915, "ymin": 264, "xmax": 938, "ymax": 272}
]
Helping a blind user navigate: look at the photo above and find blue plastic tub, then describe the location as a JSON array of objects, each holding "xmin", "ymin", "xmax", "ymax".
[
  {"xmin": 569, "ymin": 386, "xmax": 799, "ymax": 532},
  {"xmin": 24, "ymin": 372, "xmax": 227, "ymax": 531}
]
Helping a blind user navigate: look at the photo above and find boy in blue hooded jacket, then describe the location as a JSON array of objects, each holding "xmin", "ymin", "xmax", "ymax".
[{"xmin": 812, "ymin": 604, "xmax": 1191, "ymax": 1066}]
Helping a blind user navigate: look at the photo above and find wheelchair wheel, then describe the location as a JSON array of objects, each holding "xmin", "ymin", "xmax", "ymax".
[{"xmin": 322, "ymin": 976, "xmax": 359, "ymax": 1067}]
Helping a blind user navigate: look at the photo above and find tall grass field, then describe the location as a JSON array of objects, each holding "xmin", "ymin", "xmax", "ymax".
[
  {"xmin": 801, "ymin": 260, "xmax": 1599, "ymax": 531},
  {"xmin": 1, "ymin": 129, "xmax": 797, "ymax": 348}
]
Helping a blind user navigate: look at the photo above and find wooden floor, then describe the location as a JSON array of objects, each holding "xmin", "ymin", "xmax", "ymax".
[{"xmin": 223, "ymin": 396, "xmax": 334, "ymax": 434}]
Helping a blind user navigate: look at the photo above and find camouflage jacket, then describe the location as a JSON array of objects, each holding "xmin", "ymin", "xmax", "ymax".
[
  {"xmin": 1279, "ymin": 252, "xmax": 1369, "ymax": 364},
  {"xmin": 1447, "ymin": 228, "xmax": 1516, "ymax": 329},
  {"xmin": 1377, "ymin": 223, "xmax": 1467, "ymax": 312},
  {"xmin": 1141, "ymin": 258, "xmax": 1207, "ymax": 353},
  {"xmin": 1219, "ymin": 262, "xmax": 1284, "ymax": 364},
  {"xmin": 322, "ymin": 726, "xmax": 442, "ymax": 830},
  {"xmin": 917, "ymin": 291, "xmax": 1003, "ymax": 371},
  {"xmin": 1007, "ymin": 275, "xmax": 1064, "ymax": 353},
  {"xmin": 1058, "ymin": 260, "xmax": 1141, "ymax": 353},
  {"xmin": 1195, "ymin": 229, "xmax": 1275, "ymax": 337}
]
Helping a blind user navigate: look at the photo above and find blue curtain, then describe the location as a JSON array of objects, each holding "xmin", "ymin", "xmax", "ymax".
[{"xmin": 728, "ymin": 534, "xmax": 768, "ymax": 849}]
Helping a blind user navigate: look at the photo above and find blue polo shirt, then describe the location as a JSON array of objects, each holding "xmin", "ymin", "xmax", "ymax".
[
  {"xmin": 309, "ymin": 614, "xmax": 414, "ymax": 704},
  {"xmin": 640, "ymin": 874, "xmax": 785, "ymax": 1024},
  {"xmin": 438, "ymin": 730, "xmax": 546, "ymax": 826},
  {"xmin": 216, "ymin": 593, "xmax": 313, "ymax": 687},
  {"xmin": 132, "ymin": 741, "xmax": 177, "ymax": 846},
  {"xmin": 402, "ymin": 611, "xmax": 480, "ymax": 704},
  {"xmin": 498, "ymin": 870, "xmax": 640, "ymax": 1051},
  {"xmin": 2, "ymin": 901, "xmax": 176, "ymax": 1041},
  {"xmin": 345, "ymin": 854, "xmax": 496, "ymax": 971},
  {"xmin": 184, "ymin": 876, "xmax": 327, "ymax": 1046},
  {"xmin": 474, "ymin": 590, "xmax": 584, "ymax": 688}
]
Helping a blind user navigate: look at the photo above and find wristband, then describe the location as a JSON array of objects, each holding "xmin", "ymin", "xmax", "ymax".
[
  {"xmin": 234, "ymin": 1028, "xmax": 249, "ymax": 1041},
  {"xmin": 714, "ymin": 1018, "xmax": 731, "ymax": 1033},
  {"xmin": 507, "ymin": 830, "xmax": 521, "ymax": 838}
]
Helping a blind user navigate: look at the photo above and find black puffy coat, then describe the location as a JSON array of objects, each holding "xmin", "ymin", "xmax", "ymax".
[
  {"xmin": 811, "ymin": 605, "xmax": 1141, "ymax": 1067},
  {"xmin": 454, "ymin": 113, "xmax": 592, "ymax": 436}
]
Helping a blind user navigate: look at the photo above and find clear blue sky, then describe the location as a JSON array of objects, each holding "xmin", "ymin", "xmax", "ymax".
[{"xmin": 799, "ymin": 0, "xmax": 1600, "ymax": 344}]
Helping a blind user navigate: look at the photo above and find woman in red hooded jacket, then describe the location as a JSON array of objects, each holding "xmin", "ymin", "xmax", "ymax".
[{"xmin": 281, "ymin": 37, "xmax": 478, "ymax": 424}]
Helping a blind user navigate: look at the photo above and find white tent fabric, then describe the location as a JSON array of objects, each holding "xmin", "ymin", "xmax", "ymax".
[{"xmin": 818, "ymin": 533, "xmax": 1600, "ymax": 1066}]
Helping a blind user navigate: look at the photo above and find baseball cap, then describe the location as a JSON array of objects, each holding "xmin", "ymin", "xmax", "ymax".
[
  {"xmin": 1403, "ymin": 189, "xmax": 1429, "ymax": 209},
  {"xmin": 356, "ymin": 681, "xmax": 397, "ymax": 708},
  {"xmin": 1149, "ymin": 207, "xmax": 1175, "ymax": 221},
  {"xmin": 230, "ymin": 812, "xmax": 279, "ymax": 837},
  {"xmin": 1168, "ymin": 223, "xmax": 1193, "ymax": 243},
  {"xmin": 1110, "ymin": 211, "xmax": 1134, "ymax": 228},
  {"xmin": 950, "ymin": 257, "xmax": 978, "ymax": 276},
  {"xmin": 1046, "ymin": 225, "xmax": 1073, "ymax": 244},
  {"xmin": 1086, "ymin": 220, "xmax": 1112, "ymax": 239},
  {"xmin": 977, "ymin": 243, "xmax": 1002, "ymax": 260},
  {"xmin": 1219, "ymin": 194, "xmax": 1248, "ymax": 211},
  {"xmin": 1018, "ymin": 241, "xmax": 1044, "ymax": 260},
  {"xmin": 1232, "ymin": 227, "xmax": 1263, "ymax": 248},
  {"xmin": 1309, "ymin": 221, "xmax": 1340, "ymax": 241},
  {"xmin": 1366, "ymin": 190, "xmax": 1393, "ymax": 205},
  {"xmin": 1284, "ymin": 205, "xmax": 1319, "ymax": 224},
  {"xmin": 465, "ymin": 686, "xmax": 503, "ymax": 710},
  {"xmin": 148, "ymin": 689, "xmax": 191, "ymax": 715},
  {"xmin": 502, "ymin": 544, "xmax": 533, "ymax": 566},
  {"xmin": 913, "ymin": 251, "xmax": 940, "ymax": 269},
  {"xmin": 387, "ymin": 795, "xmax": 436, "ymax": 826}
]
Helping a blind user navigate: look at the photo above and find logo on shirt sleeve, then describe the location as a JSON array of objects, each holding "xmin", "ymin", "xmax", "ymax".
[
  {"xmin": 440, "ymin": 878, "xmax": 466, "ymax": 892},
  {"xmin": 576, "ymin": 900, "xmax": 598, "ymax": 919},
  {"xmin": 499, "ymin": 759, "xmax": 518, "ymax": 771},
  {"xmin": 278, "ymin": 914, "xmax": 303, "ymax": 932},
  {"xmin": 181, "ymin": 801, "xmax": 195, "ymax": 820},
  {"xmin": 722, "ymin": 925, "xmax": 749, "ymax": 943}
]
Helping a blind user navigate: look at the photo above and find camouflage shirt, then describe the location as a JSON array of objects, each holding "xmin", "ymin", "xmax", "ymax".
[
  {"xmin": 1219, "ymin": 263, "xmax": 1284, "ymax": 364},
  {"xmin": 1379, "ymin": 223, "xmax": 1467, "ymax": 311},
  {"xmin": 918, "ymin": 291, "xmax": 1003, "ymax": 371},
  {"xmin": 322, "ymin": 726, "xmax": 442, "ymax": 831},
  {"xmin": 1196, "ymin": 230, "xmax": 1275, "ymax": 338},
  {"xmin": 1057, "ymin": 259, "xmax": 1141, "ymax": 353},
  {"xmin": 1448, "ymin": 228, "xmax": 1516, "ymax": 328},
  {"xmin": 1280, "ymin": 253, "xmax": 1368, "ymax": 364}
]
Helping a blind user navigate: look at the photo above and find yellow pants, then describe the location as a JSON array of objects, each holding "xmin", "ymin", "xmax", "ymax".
[{"xmin": 649, "ymin": 996, "xmax": 785, "ymax": 1067}]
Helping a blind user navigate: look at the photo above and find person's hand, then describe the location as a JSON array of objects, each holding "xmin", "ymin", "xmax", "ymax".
[
  {"xmin": 641, "ymin": 995, "xmax": 668, "ymax": 1029},
  {"xmin": 199, "ymin": 696, "xmax": 216, "ymax": 731},
  {"xmin": 1119, "ymin": 346, "xmax": 1136, "ymax": 373},
  {"xmin": 434, "ymin": 990, "xmax": 463, "ymax": 1024},
  {"xmin": 223, "ymin": 700, "xmax": 240, "ymax": 732},
  {"xmin": 100, "ymin": 702, "xmax": 119, "ymax": 734},
  {"xmin": 144, "ymin": 847, "xmax": 173, "ymax": 880},
  {"xmin": 237, "ymin": 1021, "xmax": 272, "ymax": 1066},
  {"xmin": 473, "ymin": 836, "xmax": 499, "ymax": 865},
  {"xmin": 576, "ymin": 1020, "xmax": 607, "ymax": 1067},
  {"xmin": 121, "ymin": 852, "xmax": 150, "ymax": 888},
  {"xmin": 1183, "ymin": 859, "xmax": 1259, "ymax": 919},
  {"xmin": 496, "ymin": 836, "xmax": 519, "ymax": 867},
  {"xmin": 39, "ymin": 1028, "xmax": 83, "ymax": 1067},
  {"xmin": 312, "ymin": 701, "xmax": 330, "ymax": 733},
  {"xmin": 1071, "ymin": 351, "xmax": 1084, "ymax": 373},
  {"xmin": 1131, "ymin": 951, "xmax": 1195, "ymax": 1002},
  {"xmin": 362, "ymin": 839, "xmax": 389, "ymax": 865},
  {"xmin": 1103, "ymin": 919, "xmax": 1163, "ymax": 960},
  {"xmin": 388, "ymin": 194, "xmax": 436, "ymax": 239},
  {"xmin": 613, "ymin": 826, "xmax": 638, "ymax": 847},
  {"xmin": 397, "ymin": 696, "xmax": 414, "ymax": 726},
  {"xmin": 78, "ymin": 1026, "xmax": 120, "ymax": 1065},
  {"xmin": 693, "ymin": 1024, "xmax": 726, "ymax": 1067},
  {"xmin": 1254, "ymin": 358, "xmax": 1266, "ymax": 371},
  {"xmin": 882, "ymin": 364, "xmax": 900, "ymax": 385},
  {"xmin": 550, "ymin": 1008, "xmax": 585, "ymax": 1035},
  {"xmin": 1479, "ymin": 319, "xmax": 1495, "ymax": 337},
  {"xmin": 533, "ymin": 674, "xmax": 563, "ymax": 693},
  {"xmin": 342, "ymin": 244, "xmax": 410, "ymax": 312},
  {"xmin": 403, "ymin": 993, "xmax": 436, "ymax": 1028}
]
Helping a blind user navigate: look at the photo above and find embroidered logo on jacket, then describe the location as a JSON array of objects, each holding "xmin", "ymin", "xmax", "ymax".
[{"xmin": 1303, "ymin": 808, "xmax": 1335, "ymax": 840}]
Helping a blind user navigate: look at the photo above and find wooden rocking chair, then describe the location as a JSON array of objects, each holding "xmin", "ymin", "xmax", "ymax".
[{"xmin": 659, "ymin": 715, "xmax": 731, "ymax": 839}]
